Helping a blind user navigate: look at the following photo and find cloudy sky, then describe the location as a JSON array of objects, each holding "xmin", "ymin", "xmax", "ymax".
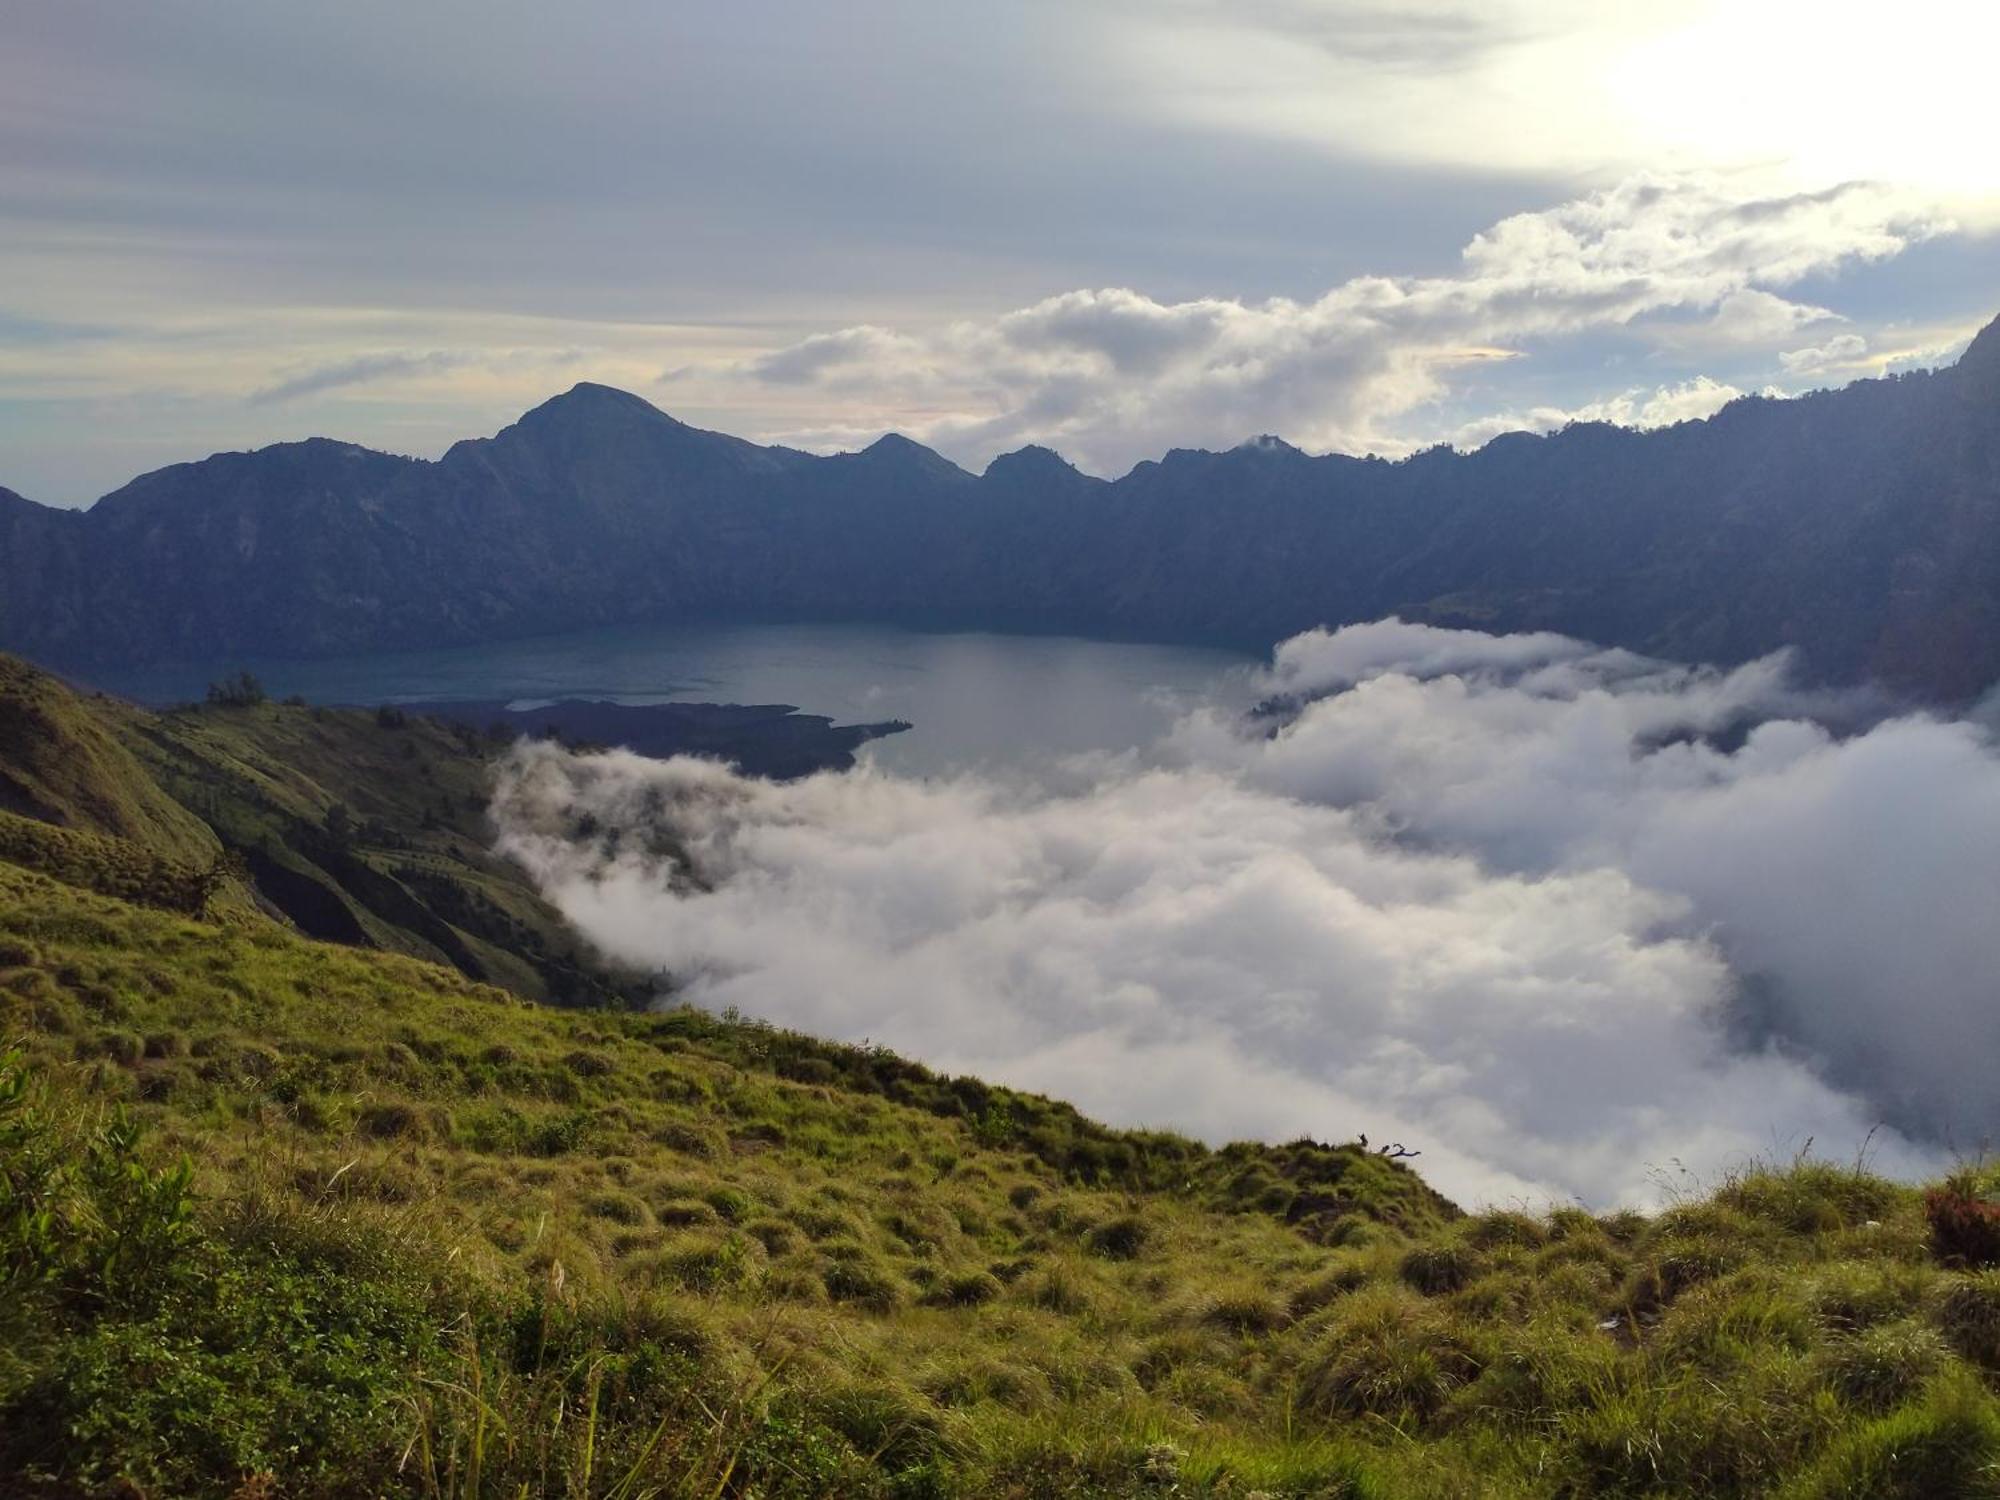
[{"xmin": 5, "ymin": 0, "xmax": 1999, "ymax": 502}]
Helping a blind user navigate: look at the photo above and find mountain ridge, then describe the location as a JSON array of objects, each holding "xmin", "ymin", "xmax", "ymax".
[{"xmin": 3, "ymin": 313, "xmax": 1997, "ymax": 697}]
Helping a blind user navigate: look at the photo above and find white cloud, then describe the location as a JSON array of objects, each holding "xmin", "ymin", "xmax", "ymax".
[
  {"xmin": 490, "ymin": 618, "xmax": 1997, "ymax": 1207},
  {"xmin": 742, "ymin": 174, "xmax": 1945, "ymax": 474},
  {"xmin": 1704, "ymin": 288, "xmax": 1839, "ymax": 346},
  {"xmin": 1450, "ymin": 374, "xmax": 1751, "ymax": 449},
  {"xmin": 1780, "ymin": 333, "xmax": 1869, "ymax": 377}
]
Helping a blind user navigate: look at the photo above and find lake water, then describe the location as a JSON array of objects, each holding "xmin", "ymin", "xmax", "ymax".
[{"xmin": 89, "ymin": 621, "xmax": 1263, "ymax": 777}]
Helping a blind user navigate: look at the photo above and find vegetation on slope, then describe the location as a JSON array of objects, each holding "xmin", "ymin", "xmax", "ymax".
[
  {"xmin": 0, "ymin": 655, "xmax": 218, "ymax": 867},
  {"xmin": 1, "ymin": 655, "xmax": 639, "ymax": 1006},
  {"xmin": 8, "ymin": 655, "xmax": 2000, "ymax": 1496},
  {"xmin": 9, "ymin": 861, "xmax": 2000, "ymax": 1496}
]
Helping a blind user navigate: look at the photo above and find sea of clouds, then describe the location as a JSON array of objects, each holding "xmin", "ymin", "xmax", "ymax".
[{"xmin": 491, "ymin": 619, "xmax": 2000, "ymax": 1207}]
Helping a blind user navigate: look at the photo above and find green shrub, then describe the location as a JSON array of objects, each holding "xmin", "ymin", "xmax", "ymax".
[
  {"xmin": 1290, "ymin": 1253, "xmax": 1378, "ymax": 1316},
  {"xmin": 1295, "ymin": 1285, "xmax": 1483, "ymax": 1424},
  {"xmin": 924, "ymin": 1269, "xmax": 1004, "ymax": 1308},
  {"xmin": 1195, "ymin": 1283, "xmax": 1289, "ymax": 1334},
  {"xmin": 809, "ymin": 1379, "xmax": 952, "ymax": 1474},
  {"xmin": 356, "ymin": 1101, "xmax": 428, "ymax": 1140},
  {"xmin": 1400, "ymin": 1240, "xmax": 1480, "ymax": 1296},
  {"xmin": 1085, "ymin": 1212, "xmax": 1150, "ymax": 1260},
  {"xmin": 1939, "ymin": 1271, "xmax": 2000, "ymax": 1367},
  {"xmin": 585, "ymin": 1190, "xmax": 650, "ymax": 1226},
  {"xmin": 822, "ymin": 1247, "xmax": 904, "ymax": 1312},
  {"xmin": 1720, "ymin": 1164, "xmax": 1906, "ymax": 1235},
  {"xmin": 1775, "ymin": 1372, "xmax": 2000, "ymax": 1499},
  {"xmin": 1463, "ymin": 1209, "xmax": 1547, "ymax": 1250},
  {"xmin": 1820, "ymin": 1319, "xmax": 1949, "ymax": 1411},
  {"xmin": 92, "ymin": 1029, "xmax": 142, "ymax": 1065},
  {"xmin": 1024, "ymin": 1259, "xmax": 1095, "ymax": 1317},
  {"xmin": 655, "ymin": 1197, "xmax": 723, "ymax": 1228}
]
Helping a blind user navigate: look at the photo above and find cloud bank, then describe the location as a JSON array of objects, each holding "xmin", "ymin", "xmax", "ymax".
[
  {"xmin": 746, "ymin": 175, "xmax": 1948, "ymax": 473},
  {"xmin": 491, "ymin": 620, "xmax": 2000, "ymax": 1207}
]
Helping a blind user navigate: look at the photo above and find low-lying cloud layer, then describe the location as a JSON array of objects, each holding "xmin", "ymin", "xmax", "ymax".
[{"xmin": 491, "ymin": 621, "xmax": 2000, "ymax": 1206}]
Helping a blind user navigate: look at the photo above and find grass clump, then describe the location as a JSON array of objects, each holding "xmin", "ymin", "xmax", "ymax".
[{"xmin": 1295, "ymin": 1284, "xmax": 1485, "ymax": 1425}]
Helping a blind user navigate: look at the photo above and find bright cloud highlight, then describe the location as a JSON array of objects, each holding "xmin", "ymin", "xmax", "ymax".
[{"xmin": 491, "ymin": 619, "xmax": 2000, "ymax": 1207}]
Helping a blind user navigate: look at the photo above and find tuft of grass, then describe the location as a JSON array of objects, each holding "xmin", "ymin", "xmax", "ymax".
[
  {"xmin": 1774, "ymin": 1370, "xmax": 2000, "ymax": 1499},
  {"xmin": 1294, "ymin": 1284, "xmax": 1485, "ymax": 1425}
]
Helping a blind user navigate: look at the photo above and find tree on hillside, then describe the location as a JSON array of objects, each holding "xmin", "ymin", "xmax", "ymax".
[
  {"xmin": 204, "ymin": 671, "xmax": 265, "ymax": 709},
  {"xmin": 323, "ymin": 802, "xmax": 354, "ymax": 846}
]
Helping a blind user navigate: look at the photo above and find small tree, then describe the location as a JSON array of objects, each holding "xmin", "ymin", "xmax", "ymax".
[
  {"xmin": 204, "ymin": 670, "xmax": 266, "ymax": 709},
  {"xmin": 323, "ymin": 801, "xmax": 354, "ymax": 846}
]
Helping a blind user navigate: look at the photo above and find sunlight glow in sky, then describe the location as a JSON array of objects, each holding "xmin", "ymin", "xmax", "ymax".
[{"xmin": 0, "ymin": 0, "xmax": 1994, "ymax": 501}]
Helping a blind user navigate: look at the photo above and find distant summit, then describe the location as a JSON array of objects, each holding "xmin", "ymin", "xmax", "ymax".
[
  {"xmin": 1959, "ymin": 316, "xmax": 2000, "ymax": 386},
  {"xmin": 984, "ymin": 444, "xmax": 1088, "ymax": 488},
  {"xmin": 852, "ymin": 432, "xmax": 971, "ymax": 482},
  {"xmin": 3, "ymin": 312, "xmax": 1999, "ymax": 698}
]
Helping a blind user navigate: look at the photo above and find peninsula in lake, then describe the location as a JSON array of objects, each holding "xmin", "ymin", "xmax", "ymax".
[{"xmin": 400, "ymin": 697, "xmax": 910, "ymax": 780}]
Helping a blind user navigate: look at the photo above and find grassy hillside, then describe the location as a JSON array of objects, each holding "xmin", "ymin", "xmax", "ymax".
[
  {"xmin": 1, "ymin": 656, "xmax": 638, "ymax": 1005},
  {"xmin": 8, "ymin": 657, "xmax": 2000, "ymax": 1496},
  {"xmin": 0, "ymin": 655, "xmax": 218, "ymax": 867}
]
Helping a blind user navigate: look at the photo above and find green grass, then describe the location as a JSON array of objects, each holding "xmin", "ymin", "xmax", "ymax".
[
  {"xmin": 4, "ymin": 653, "xmax": 642, "ymax": 1005},
  {"xmin": 7, "ymin": 860, "xmax": 2000, "ymax": 1496},
  {"xmin": 0, "ymin": 655, "xmax": 218, "ymax": 867},
  {"xmin": 9, "ymin": 653, "xmax": 2000, "ymax": 1495}
]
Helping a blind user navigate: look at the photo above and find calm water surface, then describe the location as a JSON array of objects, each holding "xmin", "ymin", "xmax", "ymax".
[{"xmin": 90, "ymin": 621, "xmax": 1262, "ymax": 777}]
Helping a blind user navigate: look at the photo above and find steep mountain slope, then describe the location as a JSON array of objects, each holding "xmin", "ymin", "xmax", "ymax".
[
  {"xmin": 0, "ymin": 656, "xmax": 637, "ymax": 1004},
  {"xmin": 3, "ymin": 317, "xmax": 1997, "ymax": 696},
  {"xmin": 0, "ymin": 655, "xmax": 218, "ymax": 864}
]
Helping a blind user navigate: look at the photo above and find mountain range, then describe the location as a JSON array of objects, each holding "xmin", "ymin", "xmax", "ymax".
[{"xmin": 5, "ymin": 313, "xmax": 1998, "ymax": 698}]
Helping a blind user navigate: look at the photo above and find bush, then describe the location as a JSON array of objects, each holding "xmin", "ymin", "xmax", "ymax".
[
  {"xmin": 809, "ymin": 1380, "xmax": 951, "ymax": 1474},
  {"xmin": 1400, "ymin": 1241, "xmax": 1480, "ymax": 1296},
  {"xmin": 1085, "ymin": 1212, "xmax": 1150, "ymax": 1260},
  {"xmin": 585, "ymin": 1191, "xmax": 650, "ymax": 1227},
  {"xmin": 205, "ymin": 671, "xmax": 265, "ymax": 708},
  {"xmin": 1720, "ymin": 1164, "xmax": 1906, "ymax": 1235},
  {"xmin": 1195, "ymin": 1283, "xmax": 1289, "ymax": 1334},
  {"xmin": 1774, "ymin": 1372, "xmax": 2000, "ymax": 1499},
  {"xmin": 923, "ymin": 1269, "xmax": 1004, "ymax": 1308},
  {"xmin": 1024, "ymin": 1259, "xmax": 1094, "ymax": 1317},
  {"xmin": 822, "ymin": 1248, "xmax": 904, "ymax": 1312},
  {"xmin": 0, "ymin": 1051, "xmax": 445, "ymax": 1492},
  {"xmin": 356, "ymin": 1101, "xmax": 428, "ymax": 1140},
  {"xmin": 1295, "ymin": 1285, "xmax": 1483, "ymax": 1424},
  {"xmin": 1820, "ymin": 1319, "xmax": 1949, "ymax": 1411},
  {"xmin": 1940, "ymin": 1272, "xmax": 2000, "ymax": 1367},
  {"xmin": 1462, "ymin": 1210, "xmax": 1547, "ymax": 1250}
]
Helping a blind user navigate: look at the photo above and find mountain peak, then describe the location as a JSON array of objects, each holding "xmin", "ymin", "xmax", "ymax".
[
  {"xmin": 1957, "ymin": 312, "xmax": 2000, "ymax": 384},
  {"xmin": 1236, "ymin": 434, "xmax": 1305, "ymax": 458},
  {"xmin": 523, "ymin": 382, "xmax": 674, "ymax": 424},
  {"xmin": 852, "ymin": 432, "xmax": 969, "ymax": 480},
  {"xmin": 984, "ymin": 444, "xmax": 1087, "ymax": 486},
  {"xmin": 861, "ymin": 431, "xmax": 931, "ymax": 456}
]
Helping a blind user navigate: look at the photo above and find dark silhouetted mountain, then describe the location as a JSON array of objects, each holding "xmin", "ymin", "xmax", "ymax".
[{"xmin": 4, "ymin": 315, "xmax": 1999, "ymax": 698}]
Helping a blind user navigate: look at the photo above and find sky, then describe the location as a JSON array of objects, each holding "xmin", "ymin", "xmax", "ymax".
[{"xmin": 4, "ymin": 0, "xmax": 1999, "ymax": 503}]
